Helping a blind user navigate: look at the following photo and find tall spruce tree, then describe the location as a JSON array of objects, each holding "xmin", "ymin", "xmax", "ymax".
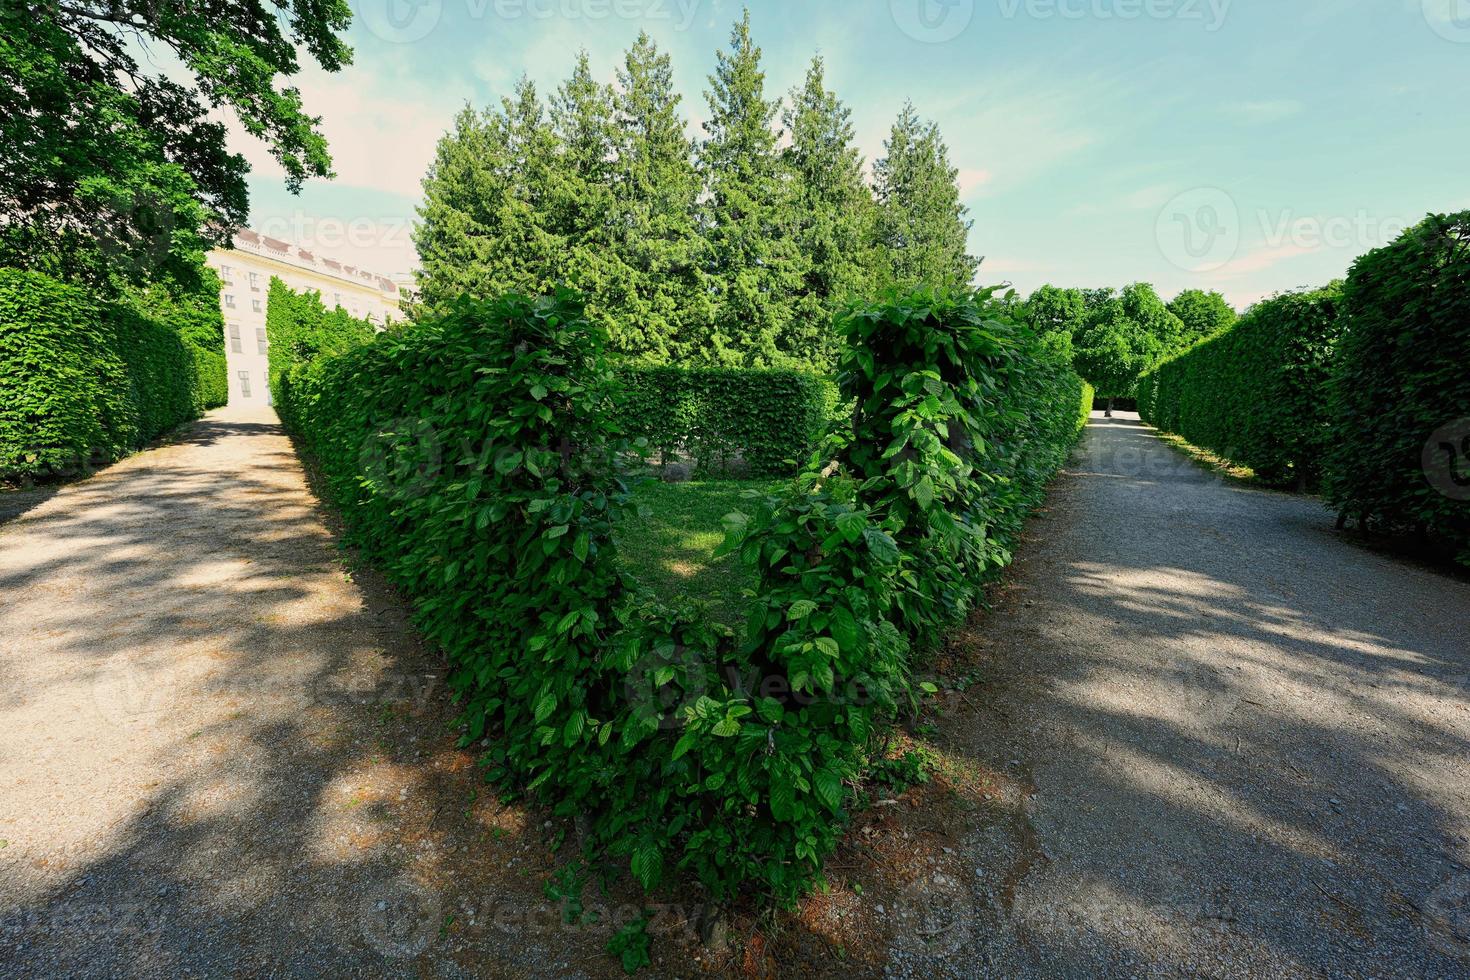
[
  {"xmin": 413, "ymin": 78, "xmax": 561, "ymax": 312},
  {"xmin": 608, "ymin": 33, "xmax": 706, "ymax": 361},
  {"xmin": 872, "ymin": 102, "xmax": 978, "ymax": 291},
  {"xmin": 696, "ymin": 10, "xmax": 805, "ymax": 366},
  {"xmin": 549, "ymin": 51, "xmax": 630, "ymax": 331},
  {"xmin": 782, "ymin": 55, "xmax": 873, "ymax": 369}
]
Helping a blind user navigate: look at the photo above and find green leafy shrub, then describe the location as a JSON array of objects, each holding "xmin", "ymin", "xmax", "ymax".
[
  {"xmin": 829, "ymin": 287, "xmax": 1090, "ymax": 648},
  {"xmin": 1324, "ymin": 211, "xmax": 1470, "ymax": 561},
  {"xmin": 264, "ymin": 276, "xmax": 376, "ymax": 406},
  {"xmin": 274, "ymin": 286, "xmax": 1087, "ymax": 928},
  {"xmin": 124, "ymin": 269, "xmax": 229, "ymax": 410},
  {"xmin": 1137, "ymin": 284, "xmax": 1343, "ymax": 487},
  {"xmin": 0, "ymin": 267, "xmax": 205, "ymax": 480},
  {"xmin": 615, "ymin": 365, "xmax": 837, "ymax": 476}
]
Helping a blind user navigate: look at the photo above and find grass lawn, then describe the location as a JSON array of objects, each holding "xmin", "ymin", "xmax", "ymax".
[{"xmin": 617, "ymin": 478, "xmax": 780, "ymax": 629}]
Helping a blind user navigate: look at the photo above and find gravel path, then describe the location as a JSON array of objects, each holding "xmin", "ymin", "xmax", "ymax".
[
  {"xmin": 906, "ymin": 413, "xmax": 1470, "ymax": 978},
  {"xmin": 3, "ymin": 408, "xmax": 1467, "ymax": 979}
]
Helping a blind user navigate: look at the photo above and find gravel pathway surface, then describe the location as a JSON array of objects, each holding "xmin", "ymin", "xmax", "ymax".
[
  {"xmin": 0, "ymin": 409, "xmax": 606, "ymax": 979},
  {"xmin": 897, "ymin": 413, "xmax": 1470, "ymax": 978},
  {"xmin": 3, "ymin": 408, "xmax": 1466, "ymax": 979}
]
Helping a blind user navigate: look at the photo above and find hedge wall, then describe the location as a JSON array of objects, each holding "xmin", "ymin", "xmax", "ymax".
[
  {"xmin": 274, "ymin": 287, "xmax": 1089, "ymax": 922},
  {"xmin": 615, "ymin": 365, "xmax": 838, "ymax": 476},
  {"xmin": 265, "ymin": 276, "xmax": 377, "ymax": 407},
  {"xmin": 0, "ymin": 268, "xmax": 209, "ymax": 480},
  {"xmin": 1137, "ymin": 284, "xmax": 1343, "ymax": 486},
  {"xmin": 1324, "ymin": 211, "xmax": 1470, "ymax": 562},
  {"xmin": 125, "ymin": 271, "xmax": 229, "ymax": 410}
]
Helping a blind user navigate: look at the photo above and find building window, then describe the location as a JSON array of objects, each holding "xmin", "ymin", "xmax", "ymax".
[
  {"xmin": 333, "ymin": 292, "xmax": 342, "ymax": 307},
  {"xmin": 228, "ymin": 323, "xmax": 242, "ymax": 354},
  {"xmin": 251, "ymin": 299, "xmax": 262, "ymax": 313},
  {"xmin": 223, "ymin": 293, "xmax": 235, "ymax": 309},
  {"xmin": 219, "ymin": 264, "xmax": 232, "ymax": 281},
  {"xmin": 256, "ymin": 328, "xmax": 268, "ymax": 354},
  {"xmin": 238, "ymin": 370, "xmax": 252, "ymax": 398},
  {"xmin": 249, "ymin": 271, "xmax": 261, "ymax": 291}
]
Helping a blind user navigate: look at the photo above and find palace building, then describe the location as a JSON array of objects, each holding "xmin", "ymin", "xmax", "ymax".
[{"xmin": 205, "ymin": 230, "xmax": 406, "ymax": 406}]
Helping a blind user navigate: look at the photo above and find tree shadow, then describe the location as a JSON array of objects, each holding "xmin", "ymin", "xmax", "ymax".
[{"xmin": 0, "ymin": 411, "xmax": 666, "ymax": 979}]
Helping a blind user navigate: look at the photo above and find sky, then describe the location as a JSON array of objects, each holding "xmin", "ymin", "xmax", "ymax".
[{"xmin": 232, "ymin": 0, "xmax": 1470, "ymax": 309}]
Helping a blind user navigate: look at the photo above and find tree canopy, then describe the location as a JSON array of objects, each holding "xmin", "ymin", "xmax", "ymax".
[
  {"xmin": 1168, "ymin": 288, "xmax": 1237, "ymax": 346},
  {"xmin": 1, "ymin": 0, "xmax": 352, "ymax": 290},
  {"xmin": 872, "ymin": 102, "xmax": 979, "ymax": 292},
  {"xmin": 410, "ymin": 12, "xmax": 976, "ymax": 370}
]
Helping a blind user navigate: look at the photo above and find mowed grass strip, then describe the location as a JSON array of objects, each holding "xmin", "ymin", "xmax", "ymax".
[{"xmin": 617, "ymin": 479, "xmax": 780, "ymax": 629}]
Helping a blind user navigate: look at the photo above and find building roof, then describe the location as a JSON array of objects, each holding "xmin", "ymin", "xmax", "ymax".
[{"xmin": 216, "ymin": 229, "xmax": 401, "ymax": 297}]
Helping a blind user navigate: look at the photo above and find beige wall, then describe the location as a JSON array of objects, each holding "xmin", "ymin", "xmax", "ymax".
[{"xmin": 206, "ymin": 234, "xmax": 405, "ymax": 407}]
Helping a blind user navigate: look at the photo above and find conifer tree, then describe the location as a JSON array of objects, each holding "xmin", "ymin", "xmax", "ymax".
[
  {"xmin": 696, "ymin": 9, "xmax": 805, "ymax": 366},
  {"xmin": 607, "ymin": 33, "xmax": 707, "ymax": 361},
  {"xmin": 413, "ymin": 78, "xmax": 561, "ymax": 312},
  {"xmin": 872, "ymin": 102, "xmax": 978, "ymax": 291},
  {"xmin": 782, "ymin": 55, "xmax": 873, "ymax": 368}
]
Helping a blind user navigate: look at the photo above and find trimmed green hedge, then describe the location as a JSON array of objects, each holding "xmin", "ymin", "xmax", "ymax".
[
  {"xmin": 125, "ymin": 271, "xmax": 229, "ymax": 410},
  {"xmin": 1325, "ymin": 211, "xmax": 1470, "ymax": 562},
  {"xmin": 1137, "ymin": 284, "xmax": 1343, "ymax": 486},
  {"xmin": 615, "ymin": 365, "xmax": 837, "ymax": 476},
  {"xmin": 265, "ymin": 276, "xmax": 376, "ymax": 406},
  {"xmin": 0, "ymin": 268, "xmax": 208, "ymax": 480},
  {"xmin": 274, "ymin": 286, "xmax": 1088, "ymax": 920}
]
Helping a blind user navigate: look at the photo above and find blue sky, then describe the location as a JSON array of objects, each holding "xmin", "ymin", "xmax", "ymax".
[{"xmin": 237, "ymin": 0, "xmax": 1470, "ymax": 308}]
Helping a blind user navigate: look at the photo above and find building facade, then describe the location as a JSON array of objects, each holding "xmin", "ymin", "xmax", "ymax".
[{"xmin": 205, "ymin": 230, "xmax": 406, "ymax": 407}]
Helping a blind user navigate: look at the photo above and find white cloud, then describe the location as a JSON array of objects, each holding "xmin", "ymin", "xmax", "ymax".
[{"xmin": 221, "ymin": 61, "xmax": 456, "ymax": 201}]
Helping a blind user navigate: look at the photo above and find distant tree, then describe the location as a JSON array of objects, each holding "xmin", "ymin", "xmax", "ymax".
[
  {"xmin": 781, "ymin": 55, "xmax": 873, "ymax": 369},
  {"xmin": 413, "ymin": 79, "xmax": 562, "ymax": 312},
  {"xmin": 1021, "ymin": 285, "xmax": 1088, "ymax": 338},
  {"xmin": 1168, "ymin": 288, "xmax": 1237, "ymax": 346},
  {"xmin": 1117, "ymin": 282, "xmax": 1188, "ymax": 356},
  {"xmin": 696, "ymin": 9, "xmax": 805, "ymax": 366},
  {"xmin": 607, "ymin": 33, "xmax": 707, "ymax": 362},
  {"xmin": 873, "ymin": 102, "xmax": 978, "ymax": 291},
  {"xmin": 2, "ymin": 0, "xmax": 351, "ymax": 289},
  {"xmin": 1073, "ymin": 292, "xmax": 1167, "ymax": 415}
]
